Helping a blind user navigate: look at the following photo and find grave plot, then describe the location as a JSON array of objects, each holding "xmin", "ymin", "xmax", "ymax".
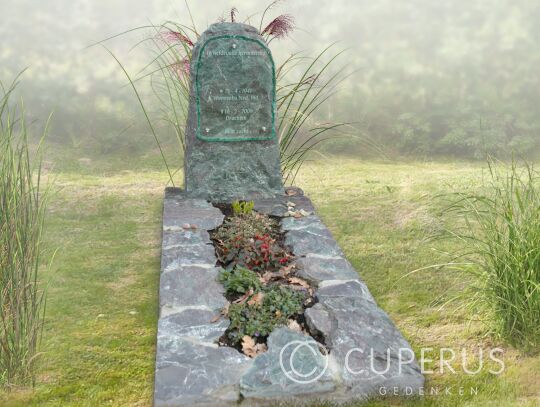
[{"xmin": 154, "ymin": 22, "xmax": 424, "ymax": 406}]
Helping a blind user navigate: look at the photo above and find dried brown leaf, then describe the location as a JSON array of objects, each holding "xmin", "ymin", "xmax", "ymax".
[
  {"xmin": 241, "ymin": 336, "xmax": 267, "ymax": 358},
  {"xmin": 241, "ymin": 335, "xmax": 256, "ymax": 355},
  {"xmin": 280, "ymin": 264, "xmax": 295, "ymax": 276},
  {"xmin": 233, "ymin": 288, "xmax": 254, "ymax": 304},
  {"xmin": 259, "ymin": 272, "xmax": 273, "ymax": 284},
  {"xmin": 288, "ymin": 277, "xmax": 310, "ymax": 289},
  {"xmin": 261, "ymin": 268, "xmax": 295, "ymax": 284},
  {"xmin": 248, "ymin": 292, "xmax": 265, "ymax": 306}
]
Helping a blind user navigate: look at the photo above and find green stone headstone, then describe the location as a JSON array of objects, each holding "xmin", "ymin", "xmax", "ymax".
[{"xmin": 184, "ymin": 22, "xmax": 283, "ymax": 201}]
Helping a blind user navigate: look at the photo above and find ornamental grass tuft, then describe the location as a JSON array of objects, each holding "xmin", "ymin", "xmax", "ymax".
[
  {"xmin": 0, "ymin": 76, "xmax": 50, "ymax": 386},
  {"xmin": 444, "ymin": 158, "xmax": 540, "ymax": 351}
]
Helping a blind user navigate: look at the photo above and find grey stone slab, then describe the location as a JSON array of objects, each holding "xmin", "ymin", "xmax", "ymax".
[
  {"xmin": 158, "ymin": 309, "xmax": 229, "ymax": 343},
  {"xmin": 283, "ymin": 215, "xmax": 344, "ymax": 257},
  {"xmin": 184, "ymin": 22, "xmax": 283, "ymax": 202},
  {"xmin": 285, "ymin": 230, "xmax": 343, "ymax": 257},
  {"xmin": 240, "ymin": 328, "xmax": 335, "ymax": 400},
  {"xmin": 163, "ymin": 195, "xmax": 224, "ymax": 231},
  {"xmin": 162, "ymin": 229, "xmax": 212, "ymax": 248},
  {"xmin": 160, "ymin": 266, "xmax": 227, "ymax": 312},
  {"xmin": 281, "ymin": 215, "xmax": 328, "ymax": 232},
  {"xmin": 251, "ymin": 188, "xmax": 315, "ymax": 216},
  {"xmin": 317, "ymin": 280, "xmax": 375, "ymax": 304},
  {"xmin": 161, "ymin": 243, "xmax": 216, "ymax": 272},
  {"xmin": 155, "ymin": 337, "xmax": 252, "ymax": 406},
  {"xmin": 313, "ymin": 296, "xmax": 424, "ymax": 397},
  {"xmin": 296, "ymin": 255, "xmax": 360, "ymax": 284},
  {"xmin": 253, "ymin": 198, "xmax": 288, "ymax": 217}
]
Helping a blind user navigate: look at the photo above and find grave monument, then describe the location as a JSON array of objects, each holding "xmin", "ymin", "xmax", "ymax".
[
  {"xmin": 184, "ymin": 22, "xmax": 282, "ymax": 201},
  {"xmin": 154, "ymin": 22, "xmax": 424, "ymax": 406}
]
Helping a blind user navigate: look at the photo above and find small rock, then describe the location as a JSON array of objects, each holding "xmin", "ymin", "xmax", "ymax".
[
  {"xmin": 305, "ymin": 304, "xmax": 334, "ymax": 337},
  {"xmin": 182, "ymin": 223, "xmax": 191, "ymax": 229},
  {"xmin": 190, "ymin": 224, "xmax": 198, "ymax": 229},
  {"xmin": 129, "ymin": 310, "xmax": 138, "ymax": 315},
  {"xmin": 287, "ymin": 201, "xmax": 296, "ymax": 207},
  {"xmin": 285, "ymin": 188, "xmax": 298, "ymax": 196}
]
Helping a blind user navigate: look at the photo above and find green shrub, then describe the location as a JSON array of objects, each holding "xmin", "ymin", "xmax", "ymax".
[
  {"xmin": 232, "ymin": 200, "xmax": 254, "ymax": 216},
  {"xmin": 218, "ymin": 267, "xmax": 261, "ymax": 297},
  {"xmin": 227, "ymin": 301, "xmax": 278, "ymax": 343},
  {"xmin": 263, "ymin": 285, "xmax": 306, "ymax": 316},
  {"xmin": 444, "ymin": 159, "xmax": 540, "ymax": 351},
  {"xmin": 226, "ymin": 285, "xmax": 305, "ymax": 344}
]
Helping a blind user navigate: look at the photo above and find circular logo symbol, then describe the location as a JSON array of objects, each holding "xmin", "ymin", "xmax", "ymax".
[{"xmin": 279, "ymin": 340, "xmax": 329, "ymax": 384}]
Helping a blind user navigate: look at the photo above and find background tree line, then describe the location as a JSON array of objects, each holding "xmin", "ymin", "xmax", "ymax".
[{"xmin": 1, "ymin": 0, "xmax": 539, "ymax": 161}]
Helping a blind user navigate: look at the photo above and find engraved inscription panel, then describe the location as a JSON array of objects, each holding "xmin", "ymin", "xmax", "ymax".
[{"xmin": 195, "ymin": 35, "xmax": 275, "ymax": 141}]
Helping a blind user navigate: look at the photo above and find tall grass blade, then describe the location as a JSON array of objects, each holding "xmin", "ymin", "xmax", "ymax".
[{"xmin": 0, "ymin": 77, "xmax": 50, "ymax": 386}]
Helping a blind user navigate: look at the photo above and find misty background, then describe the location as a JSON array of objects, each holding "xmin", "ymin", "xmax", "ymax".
[{"xmin": 1, "ymin": 0, "xmax": 539, "ymax": 168}]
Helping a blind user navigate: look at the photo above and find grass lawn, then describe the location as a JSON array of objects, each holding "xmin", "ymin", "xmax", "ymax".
[{"xmin": 1, "ymin": 159, "xmax": 538, "ymax": 406}]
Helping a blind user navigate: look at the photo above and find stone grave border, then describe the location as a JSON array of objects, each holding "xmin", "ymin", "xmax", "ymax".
[{"xmin": 154, "ymin": 187, "xmax": 424, "ymax": 406}]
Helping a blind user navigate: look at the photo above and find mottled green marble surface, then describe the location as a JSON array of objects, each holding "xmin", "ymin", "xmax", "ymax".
[
  {"xmin": 195, "ymin": 34, "xmax": 275, "ymax": 141},
  {"xmin": 184, "ymin": 22, "xmax": 283, "ymax": 202}
]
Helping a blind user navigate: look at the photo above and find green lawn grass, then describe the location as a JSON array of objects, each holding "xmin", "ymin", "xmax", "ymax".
[{"xmin": 2, "ymin": 159, "xmax": 538, "ymax": 406}]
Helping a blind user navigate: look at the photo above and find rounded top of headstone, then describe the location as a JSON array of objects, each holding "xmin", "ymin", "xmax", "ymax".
[
  {"xmin": 205, "ymin": 22, "xmax": 260, "ymax": 35},
  {"xmin": 195, "ymin": 23, "xmax": 265, "ymax": 48}
]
